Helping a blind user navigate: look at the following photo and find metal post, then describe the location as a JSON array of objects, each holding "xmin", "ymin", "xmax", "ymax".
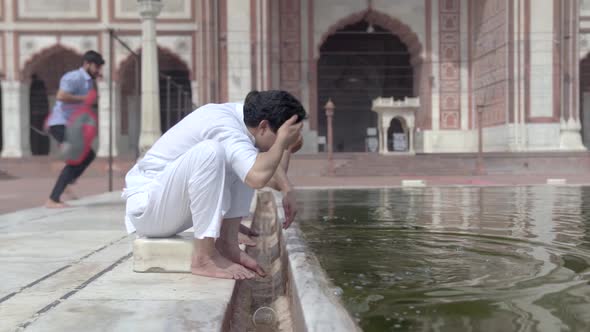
[
  {"xmin": 134, "ymin": 56, "xmax": 140, "ymax": 159},
  {"xmin": 325, "ymin": 99, "xmax": 335, "ymax": 176},
  {"xmin": 475, "ymin": 105, "xmax": 486, "ymax": 175},
  {"xmin": 176, "ymin": 86, "xmax": 182, "ymax": 123},
  {"xmin": 165, "ymin": 76, "xmax": 171, "ymax": 131},
  {"xmin": 184, "ymin": 91, "xmax": 190, "ymax": 117},
  {"xmin": 108, "ymin": 29, "xmax": 114, "ymax": 192}
]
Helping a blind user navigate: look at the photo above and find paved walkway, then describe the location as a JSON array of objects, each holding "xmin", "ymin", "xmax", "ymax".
[{"xmin": 0, "ymin": 192, "xmax": 235, "ymax": 332}]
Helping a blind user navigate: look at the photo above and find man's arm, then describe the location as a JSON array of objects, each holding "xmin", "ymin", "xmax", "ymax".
[
  {"xmin": 267, "ymin": 149, "xmax": 299, "ymax": 229},
  {"xmin": 244, "ymin": 140, "xmax": 287, "ymax": 189},
  {"xmin": 266, "ymin": 150, "xmax": 293, "ymax": 192},
  {"xmin": 56, "ymin": 89, "xmax": 85, "ymax": 103}
]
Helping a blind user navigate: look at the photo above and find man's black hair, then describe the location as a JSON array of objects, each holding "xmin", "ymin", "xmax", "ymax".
[
  {"xmin": 243, "ymin": 90, "xmax": 307, "ymax": 132},
  {"xmin": 83, "ymin": 50, "xmax": 105, "ymax": 66}
]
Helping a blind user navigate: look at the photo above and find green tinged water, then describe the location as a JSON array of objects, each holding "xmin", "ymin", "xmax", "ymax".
[{"xmin": 297, "ymin": 187, "xmax": 590, "ymax": 332}]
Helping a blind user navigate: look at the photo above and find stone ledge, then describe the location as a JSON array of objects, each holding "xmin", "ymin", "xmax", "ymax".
[
  {"xmin": 133, "ymin": 233, "xmax": 193, "ymax": 273},
  {"xmin": 401, "ymin": 179, "xmax": 426, "ymax": 187},
  {"xmin": 133, "ymin": 224, "xmax": 251, "ymax": 273},
  {"xmin": 547, "ymin": 178, "xmax": 567, "ymax": 185}
]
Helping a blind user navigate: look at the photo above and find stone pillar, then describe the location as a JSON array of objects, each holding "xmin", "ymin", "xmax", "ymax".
[
  {"xmin": 583, "ymin": 92, "xmax": 590, "ymax": 146},
  {"xmin": 138, "ymin": 0, "xmax": 163, "ymax": 154},
  {"xmin": 1, "ymin": 81, "xmax": 31, "ymax": 158},
  {"xmin": 191, "ymin": 80, "xmax": 199, "ymax": 107},
  {"xmin": 560, "ymin": 0, "xmax": 585, "ymax": 151},
  {"xmin": 381, "ymin": 124, "xmax": 389, "ymax": 153},
  {"xmin": 97, "ymin": 81, "xmax": 120, "ymax": 157},
  {"xmin": 408, "ymin": 127, "xmax": 415, "ymax": 154}
]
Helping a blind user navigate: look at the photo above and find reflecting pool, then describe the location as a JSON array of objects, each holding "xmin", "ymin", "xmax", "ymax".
[{"xmin": 297, "ymin": 187, "xmax": 590, "ymax": 332}]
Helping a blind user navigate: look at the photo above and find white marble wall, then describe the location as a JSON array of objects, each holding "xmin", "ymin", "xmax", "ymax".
[
  {"xmin": 17, "ymin": 0, "xmax": 97, "ymax": 19},
  {"xmin": 527, "ymin": 123, "xmax": 561, "ymax": 151},
  {"xmin": 529, "ymin": 0, "xmax": 554, "ymax": 118},
  {"xmin": 115, "ymin": 0, "xmax": 191, "ymax": 20},
  {"xmin": 1, "ymin": 81, "xmax": 31, "ymax": 158},
  {"xmin": 581, "ymin": 0, "xmax": 590, "ymax": 16},
  {"xmin": 416, "ymin": 122, "xmax": 563, "ymax": 153},
  {"xmin": 226, "ymin": 0, "xmax": 252, "ymax": 102}
]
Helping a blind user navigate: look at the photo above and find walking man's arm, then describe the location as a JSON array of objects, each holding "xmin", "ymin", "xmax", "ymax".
[{"xmin": 56, "ymin": 89, "xmax": 86, "ymax": 103}]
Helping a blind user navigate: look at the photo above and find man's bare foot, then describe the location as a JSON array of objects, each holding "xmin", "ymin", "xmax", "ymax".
[
  {"xmin": 45, "ymin": 199, "xmax": 70, "ymax": 209},
  {"xmin": 64, "ymin": 185, "xmax": 79, "ymax": 200},
  {"xmin": 239, "ymin": 224, "xmax": 259, "ymax": 237},
  {"xmin": 191, "ymin": 250, "xmax": 256, "ymax": 280},
  {"xmin": 216, "ymin": 239, "xmax": 266, "ymax": 277},
  {"xmin": 238, "ymin": 232, "xmax": 257, "ymax": 247}
]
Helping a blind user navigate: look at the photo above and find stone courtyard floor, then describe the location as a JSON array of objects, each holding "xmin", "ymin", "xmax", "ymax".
[{"xmin": 0, "ymin": 192, "xmax": 236, "ymax": 332}]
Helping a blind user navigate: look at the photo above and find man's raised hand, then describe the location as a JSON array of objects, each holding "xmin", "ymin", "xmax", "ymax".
[{"xmin": 277, "ymin": 115, "xmax": 303, "ymax": 149}]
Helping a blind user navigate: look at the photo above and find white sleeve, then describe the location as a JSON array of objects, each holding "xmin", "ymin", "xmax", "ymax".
[{"xmin": 205, "ymin": 126, "xmax": 258, "ymax": 182}]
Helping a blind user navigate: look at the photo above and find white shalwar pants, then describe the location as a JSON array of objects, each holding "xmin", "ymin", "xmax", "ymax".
[{"xmin": 126, "ymin": 140, "xmax": 254, "ymax": 239}]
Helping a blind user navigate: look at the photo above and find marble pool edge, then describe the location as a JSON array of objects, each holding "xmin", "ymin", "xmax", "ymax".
[{"xmin": 264, "ymin": 190, "xmax": 360, "ymax": 332}]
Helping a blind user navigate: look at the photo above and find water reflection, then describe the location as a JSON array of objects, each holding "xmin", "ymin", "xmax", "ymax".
[{"xmin": 297, "ymin": 187, "xmax": 590, "ymax": 332}]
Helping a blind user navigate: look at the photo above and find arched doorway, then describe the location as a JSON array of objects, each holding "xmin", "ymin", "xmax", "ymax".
[
  {"xmin": 580, "ymin": 54, "xmax": 590, "ymax": 148},
  {"xmin": 29, "ymin": 74, "xmax": 50, "ymax": 155},
  {"xmin": 317, "ymin": 18, "xmax": 414, "ymax": 152},
  {"xmin": 158, "ymin": 48, "xmax": 192, "ymax": 133},
  {"xmin": 387, "ymin": 117, "xmax": 408, "ymax": 152},
  {"xmin": 23, "ymin": 46, "xmax": 82, "ymax": 155},
  {"xmin": 118, "ymin": 47, "xmax": 192, "ymax": 155}
]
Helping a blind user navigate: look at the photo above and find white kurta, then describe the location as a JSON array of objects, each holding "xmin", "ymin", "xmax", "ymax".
[{"xmin": 122, "ymin": 103, "xmax": 258, "ymax": 239}]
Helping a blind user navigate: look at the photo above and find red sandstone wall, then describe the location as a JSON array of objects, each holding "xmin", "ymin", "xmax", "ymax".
[
  {"xmin": 438, "ymin": 0, "xmax": 462, "ymax": 130},
  {"xmin": 472, "ymin": 0, "xmax": 509, "ymax": 127}
]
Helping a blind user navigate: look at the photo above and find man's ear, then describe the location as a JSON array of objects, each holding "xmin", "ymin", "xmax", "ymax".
[{"xmin": 258, "ymin": 120, "xmax": 270, "ymax": 134}]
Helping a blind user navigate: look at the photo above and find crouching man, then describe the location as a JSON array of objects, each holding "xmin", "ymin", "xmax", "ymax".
[{"xmin": 123, "ymin": 90, "xmax": 305, "ymax": 280}]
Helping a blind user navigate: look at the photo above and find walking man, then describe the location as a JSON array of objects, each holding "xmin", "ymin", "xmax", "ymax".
[
  {"xmin": 123, "ymin": 90, "xmax": 305, "ymax": 280},
  {"xmin": 45, "ymin": 50, "xmax": 104, "ymax": 208}
]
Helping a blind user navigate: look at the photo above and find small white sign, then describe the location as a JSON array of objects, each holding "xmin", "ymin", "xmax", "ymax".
[
  {"xmin": 393, "ymin": 133, "xmax": 407, "ymax": 151},
  {"xmin": 366, "ymin": 137, "xmax": 378, "ymax": 152},
  {"xmin": 318, "ymin": 136, "xmax": 327, "ymax": 145}
]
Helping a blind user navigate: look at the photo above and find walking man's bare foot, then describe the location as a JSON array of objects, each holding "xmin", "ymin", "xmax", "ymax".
[
  {"xmin": 45, "ymin": 199, "xmax": 70, "ymax": 209},
  {"xmin": 64, "ymin": 185, "xmax": 79, "ymax": 201},
  {"xmin": 238, "ymin": 232, "xmax": 257, "ymax": 247},
  {"xmin": 191, "ymin": 238, "xmax": 255, "ymax": 280}
]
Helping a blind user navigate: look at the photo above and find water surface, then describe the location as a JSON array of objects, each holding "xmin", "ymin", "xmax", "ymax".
[{"xmin": 297, "ymin": 187, "xmax": 590, "ymax": 332}]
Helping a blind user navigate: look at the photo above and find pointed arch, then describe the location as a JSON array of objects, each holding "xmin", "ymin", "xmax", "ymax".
[
  {"xmin": 317, "ymin": 9, "xmax": 424, "ymax": 65},
  {"xmin": 21, "ymin": 44, "xmax": 83, "ymax": 81}
]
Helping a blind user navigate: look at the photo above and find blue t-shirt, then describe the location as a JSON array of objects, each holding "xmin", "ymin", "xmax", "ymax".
[{"xmin": 47, "ymin": 67, "xmax": 93, "ymax": 126}]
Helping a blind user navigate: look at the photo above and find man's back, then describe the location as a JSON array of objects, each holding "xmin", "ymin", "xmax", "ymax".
[
  {"xmin": 126, "ymin": 103, "xmax": 258, "ymax": 193},
  {"xmin": 47, "ymin": 68, "xmax": 93, "ymax": 127}
]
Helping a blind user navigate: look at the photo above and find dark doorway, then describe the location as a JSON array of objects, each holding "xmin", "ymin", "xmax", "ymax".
[
  {"xmin": 387, "ymin": 117, "xmax": 407, "ymax": 152},
  {"xmin": 24, "ymin": 47, "xmax": 80, "ymax": 155},
  {"xmin": 317, "ymin": 19, "xmax": 414, "ymax": 152},
  {"xmin": 29, "ymin": 74, "xmax": 50, "ymax": 155}
]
